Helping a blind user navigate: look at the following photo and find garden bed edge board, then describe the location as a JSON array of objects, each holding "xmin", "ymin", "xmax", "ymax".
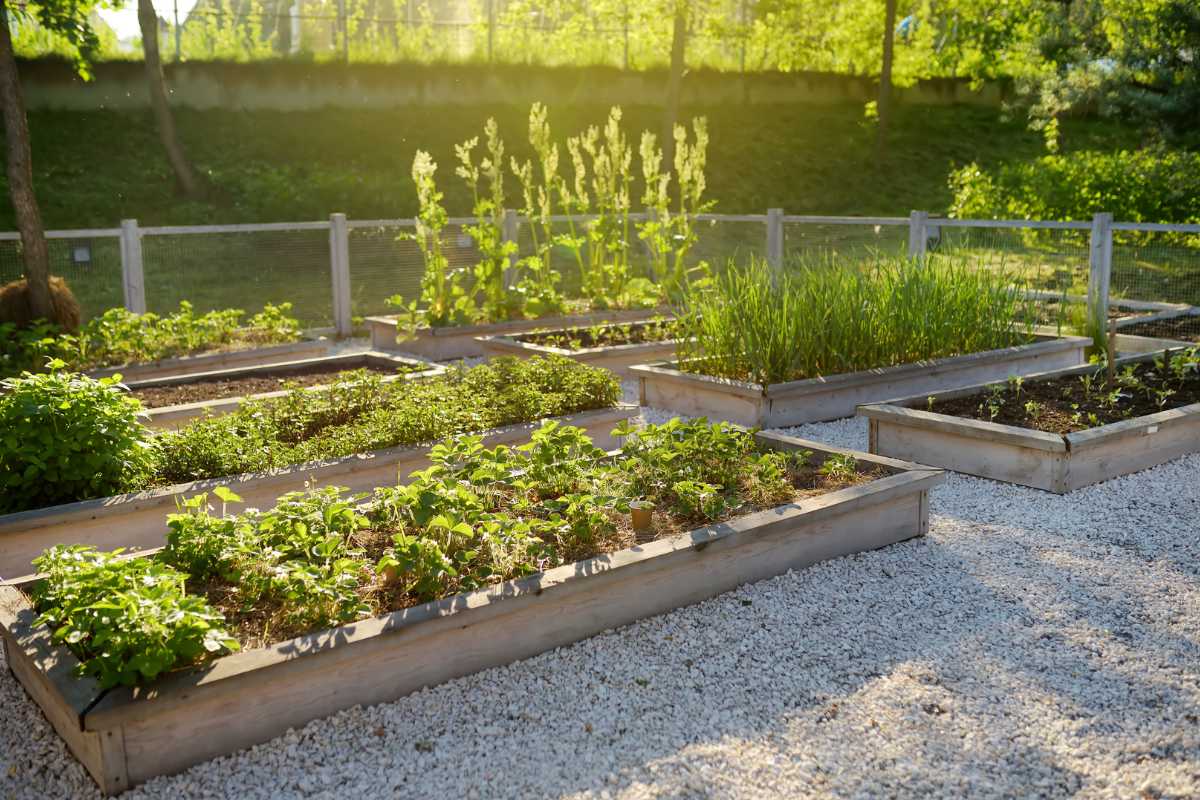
[
  {"xmin": 366, "ymin": 308, "xmax": 671, "ymax": 360},
  {"xmin": 85, "ymin": 337, "xmax": 331, "ymax": 382},
  {"xmin": 631, "ymin": 335, "xmax": 1091, "ymax": 427}
]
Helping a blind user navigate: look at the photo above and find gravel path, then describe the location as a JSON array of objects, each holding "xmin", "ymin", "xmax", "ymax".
[{"xmin": 2, "ymin": 416, "xmax": 1198, "ymax": 799}]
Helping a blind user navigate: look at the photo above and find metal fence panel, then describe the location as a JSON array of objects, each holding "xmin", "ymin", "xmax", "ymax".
[
  {"xmin": 783, "ymin": 221, "xmax": 908, "ymax": 264},
  {"xmin": 347, "ymin": 222, "xmax": 480, "ymax": 320},
  {"xmin": 140, "ymin": 228, "xmax": 335, "ymax": 326},
  {"xmin": 1109, "ymin": 229, "xmax": 1200, "ymax": 307},
  {"xmin": 0, "ymin": 235, "xmax": 124, "ymax": 320}
]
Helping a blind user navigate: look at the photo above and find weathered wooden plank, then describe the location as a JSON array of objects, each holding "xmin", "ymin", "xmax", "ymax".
[
  {"xmin": 368, "ymin": 308, "xmax": 669, "ymax": 360},
  {"xmin": 0, "ymin": 405, "xmax": 638, "ymax": 581},
  {"xmin": 859, "ymin": 404, "xmax": 1066, "ymax": 452},
  {"xmin": 870, "ymin": 417, "xmax": 1065, "ymax": 492},
  {"xmin": 1063, "ymin": 405, "xmax": 1200, "ymax": 491},
  {"xmin": 633, "ymin": 336, "xmax": 1090, "ymax": 427},
  {"xmin": 86, "ymin": 338, "xmax": 330, "ymax": 382}
]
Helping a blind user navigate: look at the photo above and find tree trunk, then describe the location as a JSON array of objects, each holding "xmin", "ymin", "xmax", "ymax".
[
  {"xmin": 0, "ymin": 0, "xmax": 53, "ymax": 318},
  {"xmin": 876, "ymin": 0, "xmax": 898, "ymax": 161},
  {"xmin": 662, "ymin": 0, "xmax": 687, "ymax": 166},
  {"xmin": 138, "ymin": 0, "xmax": 202, "ymax": 197}
]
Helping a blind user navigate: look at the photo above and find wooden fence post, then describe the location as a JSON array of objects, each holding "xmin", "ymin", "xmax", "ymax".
[
  {"xmin": 907, "ymin": 210, "xmax": 928, "ymax": 259},
  {"xmin": 329, "ymin": 213, "xmax": 352, "ymax": 337},
  {"xmin": 1087, "ymin": 212, "xmax": 1113, "ymax": 351},
  {"xmin": 119, "ymin": 219, "xmax": 146, "ymax": 314},
  {"xmin": 766, "ymin": 208, "xmax": 783, "ymax": 269},
  {"xmin": 501, "ymin": 208, "xmax": 520, "ymax": 287}
]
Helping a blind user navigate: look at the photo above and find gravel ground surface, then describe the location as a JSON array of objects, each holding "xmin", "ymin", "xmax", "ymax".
[{"xmin": 2, "ymin": 414, "xmax": 1198, "ymax": 800}]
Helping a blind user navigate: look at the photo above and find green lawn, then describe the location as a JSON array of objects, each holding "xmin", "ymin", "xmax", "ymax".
[
  {"xmin": 6, "ymin": 103, "xmax": 1138, "ymax": 228},
  {"xmin": 1, "ymin": 102, "xmax": 1164, "ymax": 323}
]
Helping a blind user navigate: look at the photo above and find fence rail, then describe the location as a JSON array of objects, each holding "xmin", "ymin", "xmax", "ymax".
[{"xmin": 2, "ymin": 211, "xmax": 1197, "ymax": 345}]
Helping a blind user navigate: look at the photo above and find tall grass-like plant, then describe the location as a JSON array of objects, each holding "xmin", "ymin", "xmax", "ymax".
[{"xmin": 677, "ymin": 254, "xmax": 1037, "ymax": 386}]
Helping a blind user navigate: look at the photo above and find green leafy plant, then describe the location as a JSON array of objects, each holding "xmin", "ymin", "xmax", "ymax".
[
  {"xmin": 389, "ymin": 150, "xmax": 478, "ymax": 330},
  {"xmin": 153, "ymin": 356, "xmax": 620, "ymax": 485},
  {"xmin": 509, "ymin": 104, "xmax": 571, "ymax": 319},
  {"xmin": 31, "ymin": 545, "xmax": 237, "ymax": 689},
  {"xmin": 1, "ymin": 302, "xmax": 302, "ymax": 379},
  {"xmin": 0, "ymin": 362, "xmax": 157, "ymax": 512}
]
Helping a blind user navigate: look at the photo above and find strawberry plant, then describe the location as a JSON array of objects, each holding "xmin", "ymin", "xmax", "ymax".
[{"xmin": 31, "ymin": 545, "xmax": 238, "ymax": 689}]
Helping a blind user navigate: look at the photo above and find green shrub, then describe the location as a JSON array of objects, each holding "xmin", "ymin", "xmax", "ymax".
[
  {"xmin": 31, "ymin": 545, "xmax": 238, "ymax": 689},
  {"xmin": 0, "ymin": 363, "xmax": 157, "ymax": 513},
  {"xmin": 154, "ymin": 356, "xmax": 621, "ymax": 484},
  {"xmin": 949, "ymin": 150, "xmax": 1200, "ymax": 244},
  {"xmin": 677, "ymin": 255, "xmax": 1035, "ymax": 385}
]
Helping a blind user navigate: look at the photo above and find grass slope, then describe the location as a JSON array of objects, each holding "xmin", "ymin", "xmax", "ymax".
[{"xmin": 7, "ymin": 103, "xmax": 1136, "ymax": 228}]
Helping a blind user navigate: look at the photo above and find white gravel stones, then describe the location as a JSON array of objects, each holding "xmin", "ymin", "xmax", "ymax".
[{"xmin": 3, "ymin": 416, "xmax": 1198, "ymax": 800}]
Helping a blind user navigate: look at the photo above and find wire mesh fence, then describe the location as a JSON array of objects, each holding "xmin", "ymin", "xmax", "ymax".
[
  {"xmin": 0, "ymin": 233, "xmax": 124, "ymax": 320},
  {"xmin": 782, "ymin": 219, "xmax": 908, "ymax": 264},
  {"xmin": 140, "ymin": 226, "xmax": 335, "ymax": 326},
  {"xmin": 932, "ymin": 224, "xmax": 1090, "ymax": 292},
  {"xmin": 1110, "ymin": 226, "xmax": 1200, "ymax": 307},
  {"xmin": 5, "ymin": 213, "xmax": 1199, "ymax": 337},
  {"xmin": 347, "ymin": 221, "xmax": 480, "ymax": 320}
]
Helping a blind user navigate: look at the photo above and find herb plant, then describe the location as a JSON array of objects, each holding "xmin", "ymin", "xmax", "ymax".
[
  {"xmin": 153, "ymin": 355, "xmax": 620, "ymax": 484},
  {"xmin": 0, "ymin": 362, "xmax": 157, "ymax": 513}
]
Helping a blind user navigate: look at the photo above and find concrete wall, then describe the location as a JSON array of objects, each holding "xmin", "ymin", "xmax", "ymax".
[{"xmin": 17, "ymin": 58, "xmax": 1009, "ymax": 111}]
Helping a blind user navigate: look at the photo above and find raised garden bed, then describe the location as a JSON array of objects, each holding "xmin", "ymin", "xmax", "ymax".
[
  {"xmin": 132, "ymin": 352, "xmax": 443, "ymax": 430},
  {"xmin": 477, "ymin": 317, "xmax": 680, "ymax": 377},
  {"xmin": 0, "ymin": 357, "xmax": 627, "ymax": 579},
  {"xmin": 633, "ymin": 335, "xmax": 1090, "ymax": 427},
  {"xmin": 0, "ymin": 404, "xmax": 636, "ymax": 581},
  {"xmin": 859, "ymin": 348, "xmax": 1200, "ymax": 492},
  {"xmin": 367, "ymin": 307, "xmax": 669, "ymax": 360},
  {"xmin": 0, "ymin": 424, "xmax": 942, "ymax": 794}
]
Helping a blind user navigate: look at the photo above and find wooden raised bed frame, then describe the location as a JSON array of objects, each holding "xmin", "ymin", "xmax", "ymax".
[
  {"xmin": 859, "ymin": 352, "xmax": 1200, "ymax": 493},
  {"xmin": 476, "ymin": 320, "xmax": 680, "ymax": 378},
  {"xmin": 631, "ymin": 335, "xmax": 1091, "ymax": 427},
  {"xmin": 135, "ymin": 351, "xmax": 444, "ymax": 430},
  {"xmin": 0, "ymin": 432, "xmax": 943, "ymax": 795},
  {"xmin": 86, "ymin": 337, "xmax": 332, "ymax": 383},
  {"xmin": 366, "ymin": 307, "xmax": 669, "ymax": 361},
  {"xmin": 0, "ymin": 405, "xmax": 637, "ymax": 581}
]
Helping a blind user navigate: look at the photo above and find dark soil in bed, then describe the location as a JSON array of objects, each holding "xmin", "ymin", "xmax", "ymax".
[
  {"xmin": 1120, "ymin": 314, "xmax": 1200, "ymax": 343},
  {"xmin": 516, "ymin": 318, "xmax": 678, "ymax": 350},
  {"xmin": 131, "ymin": 363, "xmax": 413, "ymax": 408},
  {"xmin": 932, "ymin": 353, "xmax": 1200, "ymax": 434}
]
